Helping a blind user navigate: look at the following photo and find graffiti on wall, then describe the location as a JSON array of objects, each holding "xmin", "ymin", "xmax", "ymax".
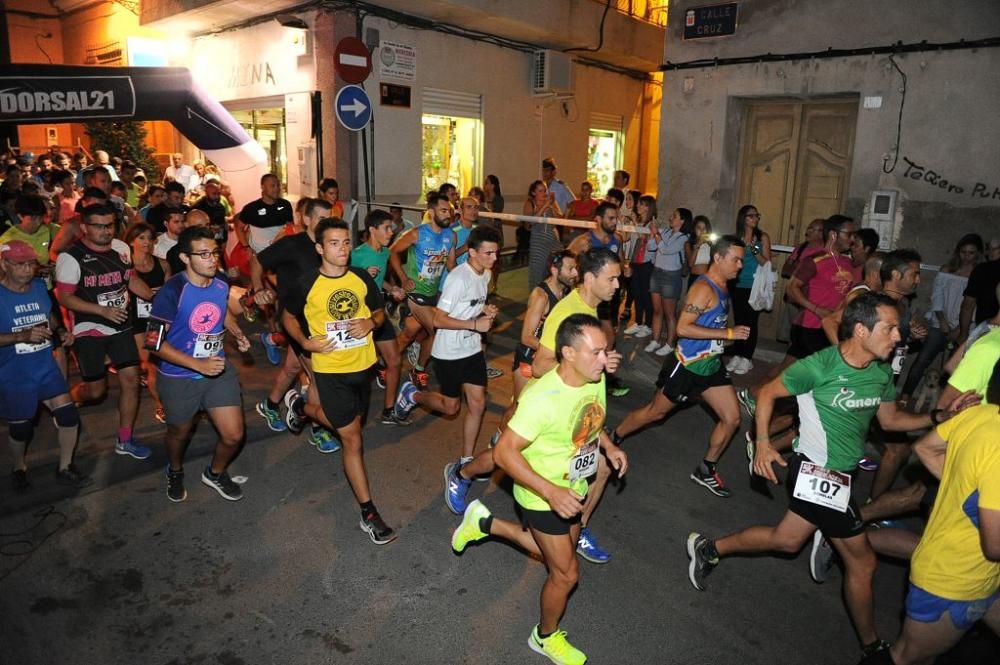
[{"xmin": 902, "ymin": 156, "xmax": 1000, "ymax": 201}]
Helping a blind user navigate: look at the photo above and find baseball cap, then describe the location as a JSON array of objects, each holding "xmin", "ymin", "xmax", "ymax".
[{"xmin": 0, "ymin": 240, "xmax": 39, "ymax": 262}]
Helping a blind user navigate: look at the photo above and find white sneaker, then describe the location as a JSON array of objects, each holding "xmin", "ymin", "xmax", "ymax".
[
  {"xmin": 742, "ymin": 357, "xmax": 754, "ymax": 372},
  {"xmin": 731, "ymin": 356, "xmax": 753, "ymax": 375},
  {"xmin": 655, "ymin": 343, "xmax": 674, "ymax": 356},
  {"xmin": 634, "ymin": 325, "xmax": 652, "ymax": 338},
  {"xmin": 644, "ymin": 340, "xmax": 661, "ymax": 353},
  {"xmin": 623, "ymin": 323, "xmax": 642, "ymax": 335},
  {"xmin": 725, "ymin": 356, "xmax": 743, "ymax": 373}
]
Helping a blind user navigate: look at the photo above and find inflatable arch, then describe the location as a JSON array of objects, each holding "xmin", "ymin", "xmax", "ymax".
[{"xmin": 0, "ymin": 64, "xmax": 268, "ymax": 206}]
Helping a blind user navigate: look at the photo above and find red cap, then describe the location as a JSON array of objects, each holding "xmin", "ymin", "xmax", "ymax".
[{"xmin": 0, "ymin": 240, "xmax": 39, "ymax": 262}]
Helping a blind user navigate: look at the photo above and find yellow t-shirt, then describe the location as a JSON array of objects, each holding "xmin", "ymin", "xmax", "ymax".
[
  {"xmin": 949, "ymin": 328, "xmax": 1000, "ymax": 397},
  {"xmin": 538, "ymin": 289, "xmax": 597, "ymax": 353},
  {"xmin": 291, "ymin": 267, "xmax": 381, "ymax": 374},
  {"xmin": 910, "ymin": 404, "xmax": 1000, "ymax": 600},
  {"xmin": 507, "ymin": 368, "xmax": 606, "ymax": 512}
]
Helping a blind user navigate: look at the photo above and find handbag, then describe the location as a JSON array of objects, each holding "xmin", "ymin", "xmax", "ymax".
[{"xmin": 749, "ymin": 260, "xmax": 777, "ymax": 311}]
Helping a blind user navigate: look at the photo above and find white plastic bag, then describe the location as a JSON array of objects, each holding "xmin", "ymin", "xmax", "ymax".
[{"xmin": 749, "ymin": 261, "xmax": 776, "ymax": 311}]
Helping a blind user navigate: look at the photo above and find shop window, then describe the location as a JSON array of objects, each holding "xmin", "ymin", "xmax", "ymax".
[
  {"xmin": 230, "ymin": 107, "xmax": 288, "ymax": 189},
  {"xmin": 421, "ymin": 114, "xmax": 483, "ymax": 199},
  {"xmin": 587, "ymin": 128, "xmax": 623, "ymax": 195}
]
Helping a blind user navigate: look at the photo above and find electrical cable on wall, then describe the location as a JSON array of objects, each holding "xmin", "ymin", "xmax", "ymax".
[
  {"xmin": 882, "ymin": 55, "xmax": 907, "ymax": 174},
  {"xmin": 564, "ymin": 0, "xmax": 611, "ymax": 53}
]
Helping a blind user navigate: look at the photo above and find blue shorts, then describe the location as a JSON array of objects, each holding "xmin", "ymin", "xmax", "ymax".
[
  {"xmin": 0, "ymin": 358, "xmax": 69, "ymax": 421},
  {"xmin": 905, "ymin": 584, "xmax": 1000, "ymax": 631}
]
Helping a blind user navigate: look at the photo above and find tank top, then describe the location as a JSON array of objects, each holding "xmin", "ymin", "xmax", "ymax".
[
  {"xmin": 515, "ymin": 281, "xmax": 566, "ymax": 364},
  {"xmin": 405, "ymin": 223, "xmax": 454, "ymax": 297},
  {"xmin": 676, "ymin": 276, "xmax": 730, "ymax": 371},
  {"xmin": 588, "ymin": 230, "xmax": 620, "ymax": 254},
  {"xmin": 132, "ymin": 256, "xmax": 165, "ymax": 326}
]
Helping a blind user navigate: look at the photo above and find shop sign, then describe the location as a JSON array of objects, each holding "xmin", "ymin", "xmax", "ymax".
[
  {"xmin": 379, "ymin": 83, "xmax": 411, "ymax": 108},
  {"xmin": 683, "ymin": 2, "xmax": 739, "ymax": 39},
  {"xmin": 378, "ymin": 41, "xmax": 416, "ymax": 82}
]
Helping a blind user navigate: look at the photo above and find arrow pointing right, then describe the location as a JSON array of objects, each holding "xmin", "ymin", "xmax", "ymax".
[{"xmin": 340, "ymin": 98, "xmax": 368, "ymax": 118}]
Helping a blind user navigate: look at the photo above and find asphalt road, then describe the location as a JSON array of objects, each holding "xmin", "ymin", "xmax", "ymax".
[{"xmin": 1, "ymin": 268, "xmax": 996, "ymax": 665}]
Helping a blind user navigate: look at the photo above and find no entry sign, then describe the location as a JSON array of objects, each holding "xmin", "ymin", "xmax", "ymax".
[{"xmin": 334, "ymin": 37, "xmax": 372, "ymax": 84}]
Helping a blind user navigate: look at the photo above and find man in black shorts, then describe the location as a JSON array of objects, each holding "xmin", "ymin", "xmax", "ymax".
[
  {"xmin": 55, "ymin": 203, "xmax": 155, "ymax": 460},
  {"xmin": 281, "ymin": 218, "xmax": 396, "ymax": 545},
  {"xmin": 149, "ymin": 227, "xmax": 251, "ymax": 502}
]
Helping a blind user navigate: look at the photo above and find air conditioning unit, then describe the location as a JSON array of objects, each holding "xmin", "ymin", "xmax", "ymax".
[{"xmin": 532, "ymin": 50, "xmax": 573, "ymax": 96}]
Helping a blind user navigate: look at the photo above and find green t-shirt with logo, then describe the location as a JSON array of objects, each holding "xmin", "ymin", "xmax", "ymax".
[
  {"xmin": 350, "ymin": 243, "xmax": 389, "ymax": 290},
  {"xmin": 783, "ymin": 345, "xmax": 895, "ymax": 472},
  {"xmin": 507, "ymin": 369, "xmax": 606, "ymax": 511}
]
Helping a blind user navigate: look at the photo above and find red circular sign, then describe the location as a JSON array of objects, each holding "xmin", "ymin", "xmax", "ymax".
[{"xmin": 334, "ymin": 37, "xmax": 372, "ymax": 84}]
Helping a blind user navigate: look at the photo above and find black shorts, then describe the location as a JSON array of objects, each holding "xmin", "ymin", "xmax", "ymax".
[
  {"xmin": 656, "ymin": 353, "xmax": 731, "ymax": 404},
  {"xmin": 74, "ymin": 331, "xmax": 140, "ymax": 382},
  {"xmin": 314, "ymin": 368, "xmax": 372, "ymax": 429},
  {"xmin": 432, "ymin": 351, "xmax": 487, "ymax": 398},
  {"xmin": 786, "ymin": 454, "xmax": 865, "ymax": 539},
  {"xmin": 157, "ymin": 364, "xmax": 242, "ymax": 426},
  {"xmin": 596, "ymin": 287, "xmax": 622, "ymax": 322},
  {"xmin": 787, "ymin": 325, "xmax": 831, "ymax": 359},
  {"xmin": 373, "ymin": 317, "xmax": 397, "ymax": 343},
  {"xmin": 519, "ymin": 506, "xmax": 582, "ymax": 535},
  {"xmin": 407, "ymin": 292, "xmax": 439, "ymax": 308}
]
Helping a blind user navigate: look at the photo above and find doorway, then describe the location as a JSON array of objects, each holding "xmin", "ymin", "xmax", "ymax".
[
  {"xmin": 230, "ymin": 106, "xmax": 288, "ymax": 189},
  {"xmin": 421, "ymin": 114, "xmax": 482, "ymax": 198}
]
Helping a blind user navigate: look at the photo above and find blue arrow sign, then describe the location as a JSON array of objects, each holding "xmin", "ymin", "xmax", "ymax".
[{"xmin": 335, "ymin": 85, "xmax": 372, "ymax": 132}]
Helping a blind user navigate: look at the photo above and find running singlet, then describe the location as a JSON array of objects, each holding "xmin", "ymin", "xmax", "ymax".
[
  {"xmin": 782, "ymin": 345, "xmax": 896, "ymax": 472},
  {"xmin": 0, "ymin": 278, "xmax": 53, "ymax": 369},
  {"xmin": 150, "ymin": 273, "xmax": 231, "ymax": 379},
  {"xmin": 588, "ymin": 230, "xmax": 620, "ymax": 254},
  {"xmin": 507, "ymin": 369, "xmax": 607, "ymax": 511},
  {"xmin": 405, "ymin": 224, "xmax": 454, "ymax": 297},
  {"xmin": 350, "ymin": 243, "xmax": 390, "ymax": 289},
  {"xmin": 539, "ymin": 289, "xmax": 596, "ymax": 353},
  {"xmin": 54, "ymin": 239, "xmax": 134, "ymax": 337},
  {"xmin": 515, "ymin": 282, "xmax": 566, "ymax": 364},
  {"xmin": 911, "ymin": 404, "xmax": 1000, "ymax": 600},
  {"xmin": 676, "ymin": 276, "xmax": 729, "ymax": 375},
  {"xmin": 286, "ymin": 267, "xmax": 383, "ymax": 374},
  {"xmin": 454, "ymin": 223, "xmax": 475, "ymax": 267}
]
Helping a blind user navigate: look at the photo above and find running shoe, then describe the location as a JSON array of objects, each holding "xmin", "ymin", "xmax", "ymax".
[
  {"xmin": 166, "ymin": 466, "xmax": 186, "ymax": 502},
  {"xmin": 686, "ymin": 532, "xmax": 719, "ymax": 591},
  {"xmin": 393, "ymin": 380, "xmax": 419, "ymax": 420},
  {"xmin": 655, "ymin": 343, "xmax": 674, "ymax": 356},
  {"xmin": 737, "ymin": 388, "xmax": 757, "ymax": 419},
  {"xmin": 576, "ymin": 527, "xmax": 611, "ymax": 564},
  {"xmin": 55, "ymin": 464, "xmax": 92, "ymax": 488},
  {"xmin": 308, "ymin": 427, "xmax": 341, "ymax": 454},
  {"xmin": 260, "ymin": 332, "xmax": 282, "ymax": 366},
  {"xmin": 154, "ymin": 407, "xmax": 167, "ymax": 424},
  {"xmin": 284, "ymin": 390, "xmax": 306, "ymax": 435},
  {"xmin": 444, "ymin": 461, "xmax": 472, "ymax": 514},
  {"xmin": 634, "ymin": 325, "xmax": 652, "ymax": 338},
  {"xmin": 255, "ymin": 399, "xmax": 288, "ymax": 432},
  {"xmin": 406, "ymin": 341, "xmax": 421, "ymax": 368},
  {"xmin": 623, "ymin": 323, "xmax": 642, "ymax": 335},
  {"xmin": 486, "ymin": 366, "xmax": 504, "ymax": 380},
  {"xmin": 809, "ymin": 529, "xmax": 835, "ymax": 584},
  {"xmin": 643, "ymin": 340, "xmax": 661, "ymax": 353},
  {"xmin": 11, "ymin": 469, "xmax": 30, "ymax": 493},
  {"xmin": 115, "ymin": 436, "xmax": 152, "ymax": 460},
  {"xmin": 409, "ymin": 368, "xmax": 430, "ymax": 391},
  {"xmin": 528, "ymin": 625, "xmax": 587, "ymax": 665},
  {"xmin": 201, "ymin": 468, "xmax": 243, "ymax": 501},
  {"xmin": 861, "ymin": 640, "xmax": 891, "ymax": 659},
  {"xmin": 380, "ymin": 407, "xmax": 411, "ymax": 426},
  {"xmin": 360, "ymin": 510, "xmax": 397, "ymax": 545},
  {"xmin": 607, "ymin": 376, "xmax": 630, "ymax": 398},
  {"xmin": 375, "ymin": 366, "xmax": 387, "ymax": 389},
  {"xmin": 690, "ymin": 465, "xmax": 732, "ymax": 498},
  {"xmin": 857, "ymin": 456, "xmax": 879, "ymax": 472},
  {"xmin": 451, "ymin": 499, "xmax": 491, "ymax": 553},
  {"xmin": 745, "ymin": 431, "xmax": 756, "ymax": 477}
]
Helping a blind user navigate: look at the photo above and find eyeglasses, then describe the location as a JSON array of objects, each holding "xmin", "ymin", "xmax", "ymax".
[
  {"xmin": 85, "ymin": 222, "xmax": 115, "ymax": 230},
  {"xmin": 187, "ymin": 250, "xmax": 222, "ymax": 260}
]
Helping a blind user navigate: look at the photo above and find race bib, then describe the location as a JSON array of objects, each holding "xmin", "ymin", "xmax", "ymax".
[
  {"xmin": 136, "ymin": 297, "xmax": 152, "ymax": 319},
  {"xmin": 13, "ymin": 326, "xmax": 51, "ymax": 355},
  {"xmin": 792, "ymin": 461, "xmax": 851, "ymax": 512},
  {"xmin": 418, "ymin": 255, "xmax": 446, "ymax": 281},
  {"xmin": 891, "ymin": 345, "xmax": 906, "ymax": 375},
  {"xmin": 568, "ymin": 439, "xmax": 599, "ymax": 483},
  {"xmin": 98, "ymin": 287, "xmax": 128, "ymax": 310},
  {"xmin": 193, "ymin": 332, "xmax": 225, "ymax": 358},
  {"xmin": 325, "ymin": 319, "xmax": 369, "ymax": 350}
]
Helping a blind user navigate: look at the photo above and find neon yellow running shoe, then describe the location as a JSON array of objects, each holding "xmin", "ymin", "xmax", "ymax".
[
  {"xmin": 451, "ymin": 499, "xmax": 491, "ymax": 553},
  {"xmin": 528, "ymin": 625, "xmax": 587, "ymax": 665}
]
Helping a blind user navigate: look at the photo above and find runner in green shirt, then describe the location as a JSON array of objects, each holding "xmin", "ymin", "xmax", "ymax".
[
  {"xmin": 450, "ymin": 313, "xmax": 627, "ymax": 665},
  {"xmin": 687, "ymin": 291, "xmax": 980, "ymax": 661}
]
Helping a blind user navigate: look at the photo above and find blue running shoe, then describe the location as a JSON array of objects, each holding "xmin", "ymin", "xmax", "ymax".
[
  {"xmin": 857, "ymin": 456, "xmax": 879, "ymax": 472},
  {"xmin": 260, "ymin": 332, "xmax": 282, "ymax": 366},
  {"xmin": 393, "ymin": 380, "xmax": 419, "ymax": 420},
  {"xmin": 255, "ymin": 399, "xmax": 287, "ymax": 432},
  {"xmin": 308, "ymin": 427, "xmax": 341, "ymax": 453},
  {"xmin": 576, "ymin": 526, "xmax": 611, "ymax": 564},
  {"xmin": 115, "ymin": 436, "xmax": 152, "ymax": 460},
  {"xmin": 444, "ymin": 462, "xmax": 472, "ymax": 514}
]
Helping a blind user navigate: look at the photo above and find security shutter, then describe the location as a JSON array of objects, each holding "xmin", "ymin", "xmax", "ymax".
[
  {"xmin": 422, "ymin": 88, "xmax": 482, "ymax": 119},
  {"xmin": 589, "ymin": 112, "xmax": 623, "ymax": 133}
]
